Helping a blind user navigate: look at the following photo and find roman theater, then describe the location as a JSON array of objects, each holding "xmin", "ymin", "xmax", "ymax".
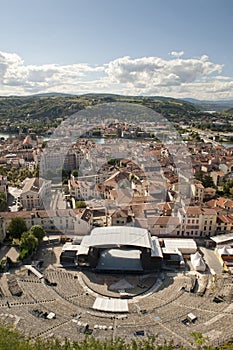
[{"xmin": 0, "ymin": 226, "xmax": 232, "ymax": 347}]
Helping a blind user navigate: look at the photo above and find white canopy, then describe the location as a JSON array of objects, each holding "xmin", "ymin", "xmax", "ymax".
[
  {"xmin": 80, "ymin": 226, "xmax": 152, "ymax": 249},
  {"xmin": 190, "ymin": 252, "xmax": 206, "ymax": 271},
  {"xmin": 92, "ymin": 297, "xmax": 128, "ymax": 312}
]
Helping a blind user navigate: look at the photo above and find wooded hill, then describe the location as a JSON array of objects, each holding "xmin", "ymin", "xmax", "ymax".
[
  {"xmin": 0, "ymin": 94, "xmax": 232, "ymax": 135},
  {"xmin": 0, "ymin": 93, "xmax": 200, "ymax": 122}
]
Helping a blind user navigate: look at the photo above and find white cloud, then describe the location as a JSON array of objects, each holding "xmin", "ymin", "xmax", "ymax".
[
  {"xmin": 105, "ymin": 55, "xmax": 223, "ymax": 86},
  {"xmin": 170, "ymin": 51, "xmax": 184, "ymax": 58},
  {"xmin": 0, "ymin": 50, "xmax": 232, "ymax": 100}
]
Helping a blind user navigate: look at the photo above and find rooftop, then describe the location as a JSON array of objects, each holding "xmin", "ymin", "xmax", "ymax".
[
  {"xmin": 210, "ymin": 233, "xmax": 233, "ymax": 244},
  {"xmin": 80, "ymin": 226, "xmax": 152, "ymax": 249}
]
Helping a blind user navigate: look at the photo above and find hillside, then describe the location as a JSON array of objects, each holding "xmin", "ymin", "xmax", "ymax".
[
  {"xmin": 0, "ymin": 94, "xmax": 200, "ymax": 122},
  {"xmin": 225, "ymin": 107, "xmax": 233, "ymax": 115},
  {"xmin": 182, "ymin": 98, "xmax": 233, "ymax": 112},
  {"xmin": 0, "ymin": 95, "xmax": 89, "ymax": 121}
]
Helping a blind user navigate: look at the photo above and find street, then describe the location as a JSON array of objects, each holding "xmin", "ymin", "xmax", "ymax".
[{"xmin": 200, "ymin": 247, "xmax": 223, "ymax": 274}]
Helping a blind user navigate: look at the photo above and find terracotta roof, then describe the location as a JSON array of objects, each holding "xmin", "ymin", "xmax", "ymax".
[
  {"xmin": 216, "ymin": 197, "xmax": 227, "ymax": 208},
  {"xmin": 205, "ymin": 199, "xmax": 217, "ymax": 208},
  {"xmin": 0, "ymin": 208, "xmax": 87, "ymax": 220},
  {"xmin": 224, "ymin": 199, "xmax": 233, "ymax": 208},
  {"xmin": 202, "ymin": 208, "xmax": 217, "ymax": 215},
  {"xmin": 147, "ymin": 216, "xmax": 180, "ymax": 226},
  {"xmin": 217, "ymin": 215, "xmax": 232, "ymax": 223},
  {"xmin": 186, "ymin": 206, "xmax": 202, "ymax": 216}
]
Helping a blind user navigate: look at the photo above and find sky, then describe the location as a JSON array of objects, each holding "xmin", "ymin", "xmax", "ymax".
[{"xmin": 1, "ymin": 0, "xmax": 233, "ymax": 99}]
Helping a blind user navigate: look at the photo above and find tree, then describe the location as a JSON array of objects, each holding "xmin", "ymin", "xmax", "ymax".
[
  {"xmin": 20, "ymin": 232, "xmax": 38, "ymax": 254},
  {"xmin": 75, "ymin": 200, "xmax": 87, "ymax": 208},
  {"xmin": 0, "ymin": 191, "xmax": 6, "ymax": 211},
  {"xmin": 223, "ymin": 179, "xmax": 233, "ymax": 197},
  {"xmin": 71, "ymin": 169, "xmax": 79, "ymax": 177},
  {"xmin": 195, "ymin": 170, "xmax": 204, "ymax": 182},
  {"xmin": 202, "ymin": 175, "xmax": 215, "ymax": 188},
  {"xmin": 195, "ymin": 171, "xmax": 215, "ymax": 189},
  {"xmin": 7, "ymin": 217, "xmax": 27, "ymax": 240},
  {"xmin": 29, "ymin": 225, "xmax": 46, "ymax": 243},
  {"xmin": 62, "ymin": 178, "xmax": 68, "ymax": 185}
]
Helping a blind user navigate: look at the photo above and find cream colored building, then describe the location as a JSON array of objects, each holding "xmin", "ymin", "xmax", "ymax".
[
  {"xmin": 0, "ymin": 208, "xmax": 92, "ymax": 241},
  {"xmin": 191, "ymin": 180, "xmax": 204, "ymax": 203},
  {"xmin": 200, "ymin": 208, "xmax": 217, "ymax": 237},
  {"xmin": 20, "ymin": 177, "xmax": 51, "ymax": 210},
  {"xmin": 178, "ymin": 206, "xmax": 201, "ymax": 237}
]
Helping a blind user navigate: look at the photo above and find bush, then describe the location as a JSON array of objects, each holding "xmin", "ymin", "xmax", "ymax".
[
  {"xmin": 75, "ymin": 201, "xmax": 87, "ymax": 208},
  {"xmin": 0, "ymin": 259, "xmax": 7, "ymax": 272},
  {"xmin": 18, "ymin": 249, "xmax": 29, "ymax": 261}
]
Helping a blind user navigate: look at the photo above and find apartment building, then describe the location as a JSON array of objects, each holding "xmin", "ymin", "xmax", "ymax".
[
  {"xmin": 200, "ymin": 208, "xmax": 217, "ymax": 237},
  {"xmin": 178, "ymin": 206, "xmax": 202, "ymax": 237}
]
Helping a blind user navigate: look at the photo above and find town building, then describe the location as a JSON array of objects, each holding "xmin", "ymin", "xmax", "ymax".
[
  {"xmin": 20, "ymin": 177, "xmax": 51, "ymax": 210},
  {"xmin": 0, "ymin": 208, "xmax": 92, "ymax": 241}
]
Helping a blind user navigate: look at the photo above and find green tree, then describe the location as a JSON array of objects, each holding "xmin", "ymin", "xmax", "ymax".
[
  {"xmin": 195, "ymin": 170, "xmax": 204, "ymax": 182},
  {"xmin": 190, "ymin": 332, "xmax": 211, "ymax": 350},
  {"xmin": 0, "ymin": 191, "xmax": 6, "ymax": 211},
  {"xmin": 20, "ymin": 231, "xmax": 38, "ymax": 254},
  {"xmin": 29, "ymin": 225, "xmax": 46, "ymax": 243},
  {"xmin": 222, "ymin": 180, "xmax": 233, "ymax": 197},
  {"xmin": 71, "ymin": 169, "xmax": 79, "ymax": 177},
  {"xmin": 75, "ymin": 200, "xmax": 87, "ymax": 208},
  {"xmin": 62, "ymin": 178, "xmax": 68, "ymax": 185},
  {"xmin": 33, "ymin": 164, "xmax": 40, "ymax": 178},
  {"xmin": 195, "ymin": 171, "xmax": 215, "ymax": 189},
  {"xmin": 7, "ymin": 217, "xmax": 27, "ymax": 240},
  {"xmin": 202, "ymin": 175, "xmax": 215, "ymax": 188}
]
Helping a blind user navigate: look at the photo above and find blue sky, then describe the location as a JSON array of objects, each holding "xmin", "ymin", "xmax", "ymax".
[{"xmin": 1, "ymin": 0, "xmax": 233, "ymax": 99}]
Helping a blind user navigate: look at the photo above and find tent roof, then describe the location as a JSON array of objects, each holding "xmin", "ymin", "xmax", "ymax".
[
  {"xmin": 190, "ymin": 252, "xmax": 206, "ymax": 268},
  {"xmin": 217, "ymin": 245, "xmax": 230, "ymax": 255},
  {"xmin": 80, "ymin": 226, "xmax": 152, "ymax": 249},
  {"xmin": 191, "ymin": 251, "xmax": 202, "ymax": 261},
  {"xmin": 210, "ymin": 233, "xmax": 233, "ymax": 244}
]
